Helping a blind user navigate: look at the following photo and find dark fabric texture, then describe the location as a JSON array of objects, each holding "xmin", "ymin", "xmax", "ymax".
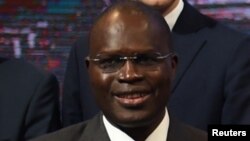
[
  {"xmin": 31, "ymin": 113, "xmax": 207, "ymax": 141},
  {"xmin": 0, "ymin": 58, "xmax": 61, "ymax": 141}
]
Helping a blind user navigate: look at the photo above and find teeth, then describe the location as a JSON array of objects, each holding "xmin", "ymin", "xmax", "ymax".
[{"xmin": 118, "ymin": 93, "xmax": 147, "ymax": 99}]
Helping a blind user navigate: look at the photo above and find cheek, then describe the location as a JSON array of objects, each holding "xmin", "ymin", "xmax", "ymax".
[
  {"xmin": 147, "ymin": 66, "xmax": 172, "ymax": 98},
  {"xmin": 90, "ymin": 69, "xmax": 111, "ymax": 92},
  {"xmin": 89, "ymin": 66, "xmax": 114, "ymax": 100}
]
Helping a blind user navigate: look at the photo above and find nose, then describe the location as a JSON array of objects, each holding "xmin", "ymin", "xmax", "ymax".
[{"xmin": 117, "ymin": 60, "xmax": 143, "ymax": 82}]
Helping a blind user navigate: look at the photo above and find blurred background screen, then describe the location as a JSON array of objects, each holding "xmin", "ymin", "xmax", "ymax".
[{"xmin": 0, "ymin": 0, "xmax": 249, "ymax": 89}]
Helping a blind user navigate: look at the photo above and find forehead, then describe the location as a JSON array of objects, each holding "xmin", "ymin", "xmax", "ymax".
[
  {"xmin": 90, "ymin": 25, "xmax": 169, "ymax": 56},
  {"xmin": 93, "ymin": 4, "xmax": 167, "ymax": 35},
  {"xmin": 89, "ymin": 4, "xmax": 170, "ymax": 55},
  {"xmin": 100, "ymin": 8, "xmax": 150, "ymax": 31},
  {"xmin": 90, "ymin": 40, "xmax": 168, "ymax": 57}
]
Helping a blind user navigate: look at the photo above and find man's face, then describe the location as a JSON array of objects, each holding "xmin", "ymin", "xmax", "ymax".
[{"xmin": 87, "ymin": 11, "xmax": 177, "ymax": 128}]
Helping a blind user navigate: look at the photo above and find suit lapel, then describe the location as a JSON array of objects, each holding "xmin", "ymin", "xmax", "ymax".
[
  {"xmin": 170, "ymin": 0, "xmax": 216, "ymax": 92},
  {"xmin": 167, "ymin": 117, "xmax": 207, "ymax": 141},
  {"xmin": 167, "ymin": 118, "xmax": 185, "ymax": 141},
  {"xmin": 173, "ymin": 0, "xmax": 215, "ymax": 34},
  {"xmin": 80, "ymin": 113, "xmax": 110, "ymax": 141},
  {"xmin": 171, "ymin": 32, "xmax": 207, "ymax": 92}
]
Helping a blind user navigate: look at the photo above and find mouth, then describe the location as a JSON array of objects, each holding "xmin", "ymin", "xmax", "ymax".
[{"xmin": 113, "ymin": 91, "xmax": 152, "ymax": 107}]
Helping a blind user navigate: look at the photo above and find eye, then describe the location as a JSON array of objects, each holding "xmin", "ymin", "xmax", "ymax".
[
  {"xmin": 97, "ymin": 55, "xmax": 122, "ymax": 70},
  {"xmin": 135, "ymin": 54, "xmax": 160, "ymax": 66}
]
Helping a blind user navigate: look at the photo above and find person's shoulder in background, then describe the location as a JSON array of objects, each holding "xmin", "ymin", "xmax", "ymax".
[
  {"xmin": 0, "ymin": 57, "xmax": 61, "ymax": 141},
  {"xmin": 62, "ymin": 33, "xmax": 100, "ymax": 127}
]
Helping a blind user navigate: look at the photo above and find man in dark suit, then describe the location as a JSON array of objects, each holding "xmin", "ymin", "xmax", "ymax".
[
  {"xmin": 32, "ymin": 2, "xmax": 207, "ymax": 140},
  {"xmin": 0, "ymin": 57, "xmax": 61, "ymax": 141},
  {"xmin": 62, "ymin": 0, "xmax": 250, "ymax": 131}
]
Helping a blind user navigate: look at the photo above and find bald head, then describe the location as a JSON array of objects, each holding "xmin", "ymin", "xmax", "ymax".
[{"xmin": 89, "ymin": 1, "xmax": 172, "ymax": 55}]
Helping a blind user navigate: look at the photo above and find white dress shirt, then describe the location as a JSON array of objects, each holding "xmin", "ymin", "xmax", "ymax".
[
  {"xmin": 164, "ymin": 0, "xmax": 184, "ymax": 31},
  {"xmin": 103, "ymin": 108, "xmax": 170, "ymax": 141}
]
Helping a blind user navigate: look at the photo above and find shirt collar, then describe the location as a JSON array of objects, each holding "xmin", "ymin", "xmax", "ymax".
[
  {"xmin": 164, "ymin": 0, "xmax": 184, "ymax": 31},
  {"xmin": 103, "ymin": 108, "xmax": 170, "ymax": 141}
]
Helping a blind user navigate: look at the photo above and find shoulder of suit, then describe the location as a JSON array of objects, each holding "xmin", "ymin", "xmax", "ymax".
[
  {"xmin": 30, "ymin": 121, "xmax": 89, "ymax": 141},
  {"xmin": 0, "ymin": 58, "xmax": 50, "ymax": 77},
  {"xmin": 30, "ymin": 115, "xmax": 103, "ymax": 141},
  {"xmin": 209, "ymin": 23, "xmax": 249, "ymax": 43}
]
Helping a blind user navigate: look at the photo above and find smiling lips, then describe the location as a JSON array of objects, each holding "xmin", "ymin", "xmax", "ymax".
[{"xmin": 114, "ymin": 92, "xmax": 151, "ymax": 107}]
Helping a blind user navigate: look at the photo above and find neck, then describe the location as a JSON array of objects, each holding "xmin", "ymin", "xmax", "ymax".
[
  {"xmin": 162, "ymin": 0, "xmax": 180, "ymax": 17},
  {"xmin": 122, "ymin": 126, "xmax": 152, "ymax": 141},
  {"xmin": 118, "ymin": 110, "xmax": 166, "ymax": 141}
]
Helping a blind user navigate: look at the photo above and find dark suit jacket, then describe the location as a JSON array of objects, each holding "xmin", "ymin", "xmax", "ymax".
[
  {"xmin": 31, "ymin": 113, "xmax": 207, "ymax": 141},
  {"xmin": 62, "ymin": 0, "xmax": 250, "ymax": 130},
  {"xmin": 168, "ymin": 1, "xmax": 250, "ymax": 130},
  {"xmin": 0, "ymin": 58, "xmax": 61, "ymax": 141}
]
